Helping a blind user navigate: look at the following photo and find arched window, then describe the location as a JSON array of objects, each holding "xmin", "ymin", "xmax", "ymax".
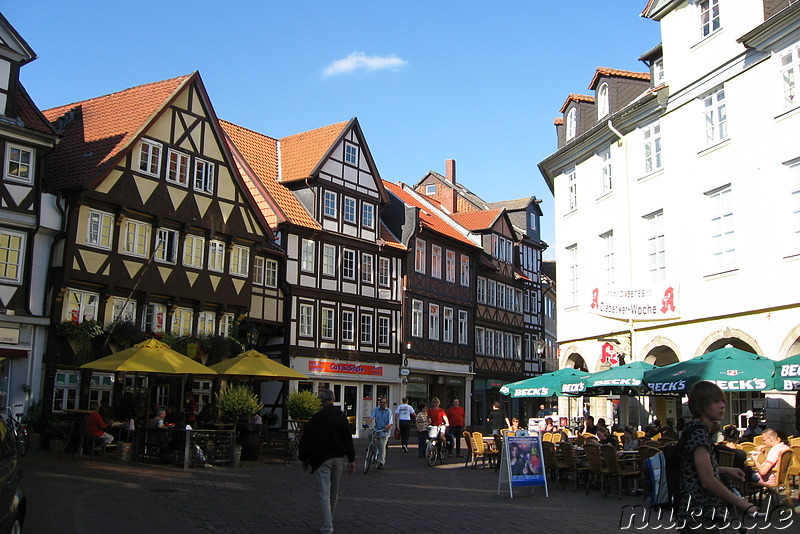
[
  {"xmin": 597, "ymin": 83, "xmax": 609, "ymax": 119},
  {"xmin": 566, "ymin": 108, "xmax": 577, "ymax": 140}
]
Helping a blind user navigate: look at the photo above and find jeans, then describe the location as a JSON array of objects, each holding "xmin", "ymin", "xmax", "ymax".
[
  {"xmin": 448, "ymin": 426, "xmax": 463, "ymax": 455},
  {"xmin": 315, "ymin": 456, "xmax": 345, "ymax": 534}
]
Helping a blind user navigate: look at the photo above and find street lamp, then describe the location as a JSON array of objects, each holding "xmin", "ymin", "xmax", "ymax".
[{"xmin": 246, "ymin": 324, "xmax": 260, "ymax": 349}]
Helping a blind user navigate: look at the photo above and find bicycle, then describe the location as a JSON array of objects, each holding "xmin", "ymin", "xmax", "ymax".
[
  {"xmin": 4, "ymin": 404, "xmax": 28, "ymax": 456},
  {"xmin": 362, "ymin": 426, "xmax": 388, "ymax": 474},
  {"xmin": 425, "ymin": 424, "xmax": 447, "ymax": 467}
]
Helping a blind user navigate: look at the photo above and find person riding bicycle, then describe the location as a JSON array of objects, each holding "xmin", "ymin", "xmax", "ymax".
[
  {"xmin": 427, "ymin": 398, "xmax": 450, "ymax": 454},
  {"xmin": 367, "ymin": 397, "xmax": 393, "ymax": 469}
]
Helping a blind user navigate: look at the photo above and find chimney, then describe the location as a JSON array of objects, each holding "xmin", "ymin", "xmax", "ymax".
[
  {"xmin": 441, "ymin": 184, "xmax": 458, "ymax": 214},
  {"xmin": 445, "ymin": 159, "xmax": 456, "ymax": 184}
]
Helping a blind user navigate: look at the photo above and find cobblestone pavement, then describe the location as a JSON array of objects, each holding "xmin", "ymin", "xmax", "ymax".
[{"xmin": 20, "ymin": 441, "xmax": 798, "ymax": 533}]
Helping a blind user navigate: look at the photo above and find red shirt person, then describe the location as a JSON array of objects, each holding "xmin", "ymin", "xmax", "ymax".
[
  {"xmin": 446, "ymin": 399, "xmax": 466, "ymax": 457},
  {"xmin": 85, "ymin": 403, "xmax": 114, "ymax": 445}
]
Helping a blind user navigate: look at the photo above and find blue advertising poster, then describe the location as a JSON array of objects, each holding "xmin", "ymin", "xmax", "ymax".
[{"xmin": 499, "ymin": 433, "xmax": 548, "ymax": 498}]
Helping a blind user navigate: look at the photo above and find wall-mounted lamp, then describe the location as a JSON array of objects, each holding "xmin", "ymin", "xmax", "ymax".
[{"xmin": 246, "ymin": 324, "xmax": 260, "ymax": 348}]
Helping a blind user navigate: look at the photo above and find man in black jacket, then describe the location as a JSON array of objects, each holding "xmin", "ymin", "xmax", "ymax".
[{"xmin": 298, "ymin": 389, "xmax": 355, "ymax": 534}]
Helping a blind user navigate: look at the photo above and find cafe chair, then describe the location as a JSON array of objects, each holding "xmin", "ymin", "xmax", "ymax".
[
  {"xmin": 739, "ymin": 442, "xmax": 757, "ymax": 454},
  {"xmin": 559, "ymin": 441, "xmax": 589, "ymax": 491},
  {"xmin": 787, "ymin": 446, "xmax": 800, "ymax": 497},
  {"xmin": 492, "ymin": 435, "xmax": 503, "ymax": 470},
  {"xmin": 462, "ymin": 431, "xmax": 473, "ymax": 467},
  {"xmin": 584, "ymin": 443, "xmax": 607, "ymax": 496},
  {"xmin": 541, "ymin": 432, "xmax": 553, "ymax": 443},
  {"xmin": 717, "ymin": 448, "xmax": 735, "ymax": 468},
  {"xmin": 754, "ymin": 448, "xmax": 794, "ymax": 508},
  {"xmin": 551, "ymin": 432, "xmax": 563, "ymax": 444},
  {"xmin": 470, "ymin": 432, "xmax": 489, "ymax": 468},
  {"xmin": 753, "ymin": 435, "xmax": 764, "ymax": 447},
  {"xmin": 601, "ymin": 444, "xmax": 641, "ymax": 499}
]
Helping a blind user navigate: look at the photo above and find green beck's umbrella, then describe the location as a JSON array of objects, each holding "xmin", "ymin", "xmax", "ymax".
[
  {"xmin": 567, "ymin": 361, "xmax": 658, "ymax": 396},
  {"xmin": 643, "ymin": 346, "xmax": 775, "ymax": 394},
  {"xmin": 500, "ymin": 368, "xmax": 589, "ymax": 398},
  {"xmin": 773, "ymin": 353, "xmax": 800, "ymax": 392}
]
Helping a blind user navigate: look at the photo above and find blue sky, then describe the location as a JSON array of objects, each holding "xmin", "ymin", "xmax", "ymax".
[{"xmin": 5, "ymin": 2, "xmax": 660, "ymax": 258}]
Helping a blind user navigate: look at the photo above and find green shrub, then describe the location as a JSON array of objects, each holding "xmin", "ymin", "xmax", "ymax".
[
  {"xmin": 285, "ymin": 390, "xmax": 321, "ymax": 420},
  {"xmin": 216, "ymin": 385, "xmax": 263, "ymax": 424}
]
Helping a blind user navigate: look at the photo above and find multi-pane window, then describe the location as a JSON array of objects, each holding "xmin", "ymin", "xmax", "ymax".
[
  {"xmin": 4, "ymin": 144, "xmax": 33, "ymax": 183},
  {"xmin": 53, "ymin": 370, "xmax": 80, "ymax": 412},
  {"xmin": 515, "ymin": 290, "xmax": 523, "ymax": 313},
  {"xmin": 345, "ymin": 143, "xmax": 358, "ymax": 165},
  {"xmin": 496, "ymin": 331, "xmax": 504, "ymax": 358},
  {"xmin": 167, "ymin": 149, "xmax": 189, "ymax": 186},
  {"xmin": 411, "ymin": 300, "xmax": 423, "ymax": 338},
  {"xmin": 172, "ymin": 307, "xmax": 193, "ymax": 336},
  {"xmin": 361, "ymin": 253, "xmax": 374, "ymax": 284},
  {"xmin": 514, "ymin": 335, "xmax": 522, "ymax": 360},
  {"xmin": 707, "ymin": 186, "xmax": 735, "ymax": 271},
  {"xmin": 568, "ymin": 169, "xmax": 577, "ymax": 211},
  {"xmin": 491, "ymin": 235, "xmax": 513, "ymax": 263},
  {"xmin": 505, "ymin": 333, "xmax": 513, "ymax": 359},
  {"xmin": 567, "ymin": 244, "xmax": 578, "ymax": 306},
  {"xmin": 601, "ymin": 231, "xmax": 614, "ymax": 286},
  {"xmin": 197, "ymin": 311, "xmax": 216, "ymax": 336},
  {"xmin": 653, "ymin": 58, "xmax": 665, "ymax": 86},
  {"xmin": 112, "ymin": 298, "xmax": 136, "ymax": 323},
  {"xmin": 64, "ymin": 288, "xmax": 99, "ymax": 323},
  {"xmin": 485, "ymin": 328, "xmax": 494, "ymax": 355},
  {"xmin": 703, "ymin": 87, "xmax": 727, "ymax": 145},
  {"xmin": 458, "ymin": 310, "xmax": 468, "ymax": 345},
  {"xmin": 475, "ymin": 327, "xmax": 485, "ymax": 354},
  {"xmin": 299, "ymin": 304, "xmax": 313, "ymax": 337},
  {"xmin": 143, "ymin": 303, "xmax": 166, "ymax": 333},
  {"xmin": 362, "ymin": 203, "xmax": 374, "ymax": 228},
  {"xmin": 597, "ymin": 83, "xmax": 609, "ymax": 119},
  {"xmin": 497, "ymin": 282, "xmax": 506, "ymax": 309},
  {"xmin": 566, "ymin": 108, "xmax": 577, "ymax": 140},
  {"xmin": 460, "ymin": 255, "xmax": 470, "ymax": 286},
  {"xmin": 301, "ymin": 239, "xmax": 315, "ymax": 272},
  {"xmin": 428, "ymin": 304, "xmax": 440, "ymax": 340},
  {"xmin": 183, "ymin": 234, "xmax": 205, "ymax": 268},
  {"xmin": 264, "ymin": 259, "xmax": 277, "ymax": 288},
  {"xmin": 324, "ymin": 191, "xmax": 337, "ymax": 218},
  {"xmin": 507, "ymin": 286, "xmax": 515, "ymax": 312},
  {"xmin": 360, "ymin": 314, "xmax": 373, "ymax": 344},
  {"xmin": 446, "ymin": 250, "xmax": 456, "ymax": 283},
  {"xmin": 415, "ymin": 238, "xmax": 426, "ymax": 273},
  {"xmin": 124, "ymin": 220, "xmax": 150, "ymax": 257},
  {"xmin": 252, "ymin": 256, "xmax": 265, "ymax": 285},
  {"xmin": 194, "ymin": 159, "xmax": 214, "ymax": 193},
  {"xmin": 87, "ymin": 210, "xmax": 113, "ymax": 249},
  {"xmin": 219, "ymin": 313, "xmax": 234, "ymax": 337},
  {"xmin": 699, "ymin": 0, "xmax": 720, "ymax": 39},
  {"xmin": 230, "ymin": 245, "xmax": 249, "ymax": 277},
  {"xmin": 431, "ymin": 245, "xmax": 442, "ymax": 279},
  {"xmin": 321, "ymin": 308, "xmax": 335, "ymax": 340},
  {"xmin": 88, "ymin": 372, "xmax": 114, "ymax": 407},
  {"xmin": 138, "ymin": 139, "xmax": 162, "ymax": 177},
  {"xmin": 477, "ymin": 278, "xmax": 486, "ymax": 304},
  {"xmin": 600, "ymin": 147, "xmax": 612, "ymax": 194},
  {"xmin": 779, "ymin": 44, "xmax": 800, "ymax": 110},
  {"xmin": 208, "ymin": 240, "xmax": 225, "ymax": 272},
  {"xmin": 322, "ymin": 244, "xmax": 336, "ymax": 276},
  {"xmin": 378, "ymin": 316, "xmax": 390, "ymax": 346},
  {"xmin": 0, "ymin": 230, "xmax": 23, "ymax": 283},
  {"xmin": 155, "ymin": 228, "xmax": 179, "ymax": 264},
  {"xmin": 791, "ymin": 163, "xmax": 800, "ymax": 251},
  {"xmin": 343, "ymin": 249, "xmax": 355, "ymax": 279},
  {"xmin": 343, "ymin": 197, "xmax": 357, "ymax": 224},
  {"xmin": 645, "ymin": 210, "xmax": 666, "ymax": 282},
  {"xmin": 443, "ymin": 307, "xmax": 453, "ymax": 343},
  {"xmin": 378, "ymin": 257, "xmax": 390, "ymax": 286},
  {"xmin": 487, "ymin": 279, "xmax": 496, "ymax": 307},
  {"xmin": 643, "ymin": 122, "xmax": 662, "ymax": 174}
]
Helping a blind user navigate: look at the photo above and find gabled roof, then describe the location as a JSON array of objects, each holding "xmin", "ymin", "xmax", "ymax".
[
  {"xmin": 413, "ymin": 170, "xmax": 488, "ymax": 212},
  {"xmin": 16, "ymin": 84, "xmax": 57, "ymax": 137},
  {"xmin": 559, "ymin": 93, "xmax": 595, "ymax": 113},
  {"xmin": 42, "ymin": 74, "xmax": 191, "ymax": 191},
  {"xmin": 588, "ymin": 67, "xmax": 651, "ymax": 90},
  {"xmin": 379, "ymin": 223, "xmax": 405, "ymax": 250},
  {"xmin": 383, "ymin": 181, "xmax": 477, "ymax": 249},
  {"xmin": 451, "ymin": 209, "xmax": 503, "ymax": 232},
  {"xmin": 0, "ymin": 12, "xmax": 36, "ymax": 65},
  {"xmin": 279, "ymin": 120, "xmax": 350, "ymax": 183},
  {"xmin": 553, "ymin": 117, "xmax": 564, "ymax": 126},
  {"xmin": 487, "ymin": 197, "xmax": 535, "ymax": 212}
]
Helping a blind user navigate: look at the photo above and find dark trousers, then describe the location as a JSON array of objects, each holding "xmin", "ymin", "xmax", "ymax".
[
  {"xmin": 417, "ymin": 430, "xmax": 427, "ymax": 457},
  {"xmin": 398, "ymin": 420, "xmax": 411, "ymax": 447},
  {"xmin": 448, "ymin": 426, "xmax": 463, "ymax": 455}
]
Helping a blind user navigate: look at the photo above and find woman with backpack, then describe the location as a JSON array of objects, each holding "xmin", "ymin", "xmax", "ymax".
[{"xmin": 677, "ymin": 381, "xmax": 757, "ymax": 532}]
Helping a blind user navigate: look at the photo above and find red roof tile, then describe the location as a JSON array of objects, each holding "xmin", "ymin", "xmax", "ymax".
[
  {"xmin": 16, "ymin": 84, "xmax": 57, "ymax": 137},
  {"xmin": 379, "ymin": 223, "xmax": 405, "ymax": 250},
  {"xmin": 451, "ymin": 209, "xmax": 502, "ymax": 231},
  {"xmin": 588, "ymin": 67, "xmax": 651, "ymax": 90},
  {"xmin": 279, "ymin": 121, "xmax": 349, "ymax": 183},
  {"xmin": 42, "ymin": 75, "xmax": 191, "ymax": 190},
  {"xmin": 553, "ymin": 117, "xmax": 564, "ymax": 126},
  {"xmin": 559, "ymin": 93, "xmax": 595, "ymax": 113}
]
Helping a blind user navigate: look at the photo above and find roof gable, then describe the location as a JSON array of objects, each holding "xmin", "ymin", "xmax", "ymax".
[
  {"xmin": 0, "ymin": 13, "xmax": 35, "ymax": 64},
  {"xmin": 279, "ymin": 120, "xmax": 349, "ymax": 183},
  {"xmin": 588, "ymin": 67, "xmax": 650, "ymax": 90},
  {"xmin": 451, "ymin": 209, "xmax": 503, "ymax": 232},
  {"xmin": 559, "ymin": 93, "xmax": 595, "ymax": 114}
]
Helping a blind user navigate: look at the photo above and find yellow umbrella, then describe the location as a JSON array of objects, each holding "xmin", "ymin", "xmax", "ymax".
[
  {"xmin": 80, "ymin": 338, "xmax": 217, "ymax": 375},
  {"xmin": 209, "ymin": 349, "xmax": 308, "ymax": 380}
]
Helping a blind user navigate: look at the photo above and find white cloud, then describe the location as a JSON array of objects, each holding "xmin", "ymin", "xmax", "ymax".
[{"xmin": 323, "ymin": 52, "xmax": 408, "ymax": 77}]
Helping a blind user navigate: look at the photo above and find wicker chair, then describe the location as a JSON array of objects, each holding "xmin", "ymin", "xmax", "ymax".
[
  {"xmin": 584, "ymin": 443, "xmax": 607, "ymax": 496},
  {"xmin": 757, "ymin": 448, "xmax": 794, "ymax": 508},
  {"xmin": 601, "ymin": 444, "xmax": 642, "ymax": 499},
  {"xmin": 560, "ymin": 441, "xmax": 590, "ymax": 491},
  {"xmin": 462, "ymin": 431, "xmax": 473, "ymax": 467},
  {"xmin": 542, "ymin": 441, "xmax": 568, "ymax": 489}
]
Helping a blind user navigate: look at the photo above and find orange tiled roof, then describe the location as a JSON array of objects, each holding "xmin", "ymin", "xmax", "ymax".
[
  {"xmin": 553, "ymin": 117, "xmax": 564, "ymax": 126},
  {"xmin": 588, "ymin": 67, "xmax": 651, "ymax": 90},
  {"xmin": 220, "ymin": 120, "xmax": 320, "ymax": 230},
  {"xmin": 451, "ymin": 209, "xmax": 502, "ymax": 231},
  {"xmin": 42, "ymin": 74, "xmax": 191, "ymax": 190},
  {"xmin": 559, "ymin": 93, "xmax": 595, "ymax": 113},
  {"xmin": 379, "ymin": 223, "xmax": 405, "ymax": 250},
  {"xmin": 383, "ymin": 181, "xmax": 477, "ymax": 248},
  {"xmin": 16, "ymin": 84, "xmax": 57, "ymax": 137},
  {"xmin": 279, "ymin": 121, "xmax": 350, "ymax": 183}
]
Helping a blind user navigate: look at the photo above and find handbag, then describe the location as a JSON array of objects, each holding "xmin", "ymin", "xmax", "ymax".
[{"xmin": 393, "ymin": 426, "xmax": 400, "ymax": 440}]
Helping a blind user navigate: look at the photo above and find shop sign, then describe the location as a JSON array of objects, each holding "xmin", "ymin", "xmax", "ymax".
[
  {"xmin": 486, "ymin": 379, "xmax": 503, "ymax": 389},
  {"xmin": 445, "ymin": 376, "xmax": 464, "ymax": 386},
  {"xmin": 407, "ymin": 374, "xmax": 429, "ymax": 384},
  {"xmin": 308, "ymin": 361, "xmax": 383, "ymax": 376},
  {"xmin": 588, "ymin": 283, "xmax": 679, "ymax": 320},
  {"xmin": 0, "ymin": 327, "xmax": 19, "ymax": 344}
]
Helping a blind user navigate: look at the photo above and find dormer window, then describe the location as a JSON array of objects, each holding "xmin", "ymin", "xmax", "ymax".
[
  {"xmin": 653, "ymin": 58, "xmax": 665, "ymax": 86},
  {"xmin": 597, "ymin": 83, "xmax": 609, "ymax": 119},
  {"xmin": 566, "ymin": 108, "xmax": 577, "ymax": 140},
  {"xmin": 425, "ymin": 184, "xmax": 436, "ymax": 195}
]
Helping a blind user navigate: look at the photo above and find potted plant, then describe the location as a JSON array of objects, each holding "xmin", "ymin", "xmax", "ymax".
[
  {"xmin": 23, "ymin": 400, "xmax": 48, "ymax": 450},
  {"xmin": 47, "ymin": 417, "xmax": 72, "ymax": 453},
  {"xmin": 216, "ymin": 385, "xmax": 264, "ymax": 461},
  {"xmin": 285, "ymin": 390, "xmax": 321, "ymax": 421},
  {"xmin": 57, "ymin": 319, "xmax": 104, "ymax": 365}
]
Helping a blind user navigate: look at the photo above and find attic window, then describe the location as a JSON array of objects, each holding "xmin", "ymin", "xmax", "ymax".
[
  {"xmin": 345, "ymin": 143, "xmax": 358, "ymax": 165},
  {"xmin": 597, "ymin": 83, "xmax": 609, "ymax": 120},
  {"xmin": 566, "ymin": 108, "xmax": 577, "ymax": 140},
  {"xmin": 425, "ymin": 184, "xmax": 436, "ymax": 195}
]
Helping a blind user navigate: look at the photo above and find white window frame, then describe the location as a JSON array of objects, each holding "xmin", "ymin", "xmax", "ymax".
[
  {"xmin": 653, "ymin": 58, "xmax": 665, "ymax": 86},
  {"xmin": 53, "ymin": 370, "xmax": 80, "ymax": 412},
  {"xmin": 299, "ymin": 304, "xmax": 313, "ymax": 338},
  {"xmin": 197, "ymin": 311, "xmax": 216, "ymax": 336},
  {"xmin": 378, "ymin": 316, "xmax": 390, "ymax": 346},
  {"xmin": 378, "ymin": 257, "xmax": 390, "ymax": 287},
  {"xmin": 567, "ymin": 169, "xmax": 577, "ymax": 211},
  {"xmin": 361, "ymin": 253, "xmax": 374, "ymax": 284},
  {"xmin": 87, "ymin": 210, "xmax": 114, "ymax": 249},
  {"xmin": 344, "ymin": 143, "xmax": 358, "ymax": 165},
  {"xmin": 411, "ymin": 300, "xmax": 423, "ymax": 338},
  {"xmin": 252, "ymin": 256, "xmax": 265, "ymax": 286},
  {"xmin": 703, "ymin": 87, "xmax": 728, "ymax": 146},
  {"xmin": 194, "ymin": 158, "xmax": 215, "ymax": 194},
  {"xmin": 64, "ymin": 288, "xmax": 100, "ymax": 323},
  {"xmin": 88, "ymin": 372, "xmax": 114, "ymax": 407},
  {"xmin": 497, "ymin": 282, "xmax": 506, "ymax": 310},
  {"xmin": 183, "ymin": 234, "xmax": 205, "ymax": 269},
  {"xmin": 264, "ymin": 258, "xmax": 278, "ymax": 288},
  {"xmin": 428, "ymin": 304, "xmax": 440, "ymax": 341},
  {"xmin": 496, "ymin": 331, "xmax": 504, "ymax": 358},
  {"xmin": 324, "ymin": 191, "xmax": 338, "ymax": 218},
  {"xmin": 301, "ymin": 239, "xmax": 315, "ymax": 272},
  {"xmin": 425, "ymin": 184, "xmax": 436, "ymax": 196},
  {"xmin": 600, "ymin": 147, "xmax": 612, "ymax": 194},
  {"xmin": 208, "ymin": 239, "xmax": 226, "ymax": 272},
  {"xmin": 342, "ymin": 248, "xmax": 355, "ymax": 280},
  {"xmin": 567, "ymin": 244, "xmax": 578, "ymax": 306},
  {"xmin": 415, "ymin": 238, "xmax": 426, "ymax": 274},
  {"xmin": 514, "ymin": 335, "xmax": 522, "ymax": 360},
  {"xmin": 166, "ymin": 149, "xmax": 189, "ymax": 186},
  {"xmin": 790, "ymin": 162, "xmax": 800, "ymax": 253},
  {"xmin": 477, "ymin": 277, "xmax": 486, "ymax": 304},
  {"xmin": 485, "ymin": 328, "xmax": 494, "ymax": 357},
  {"xmin": 699, "ymin": 0, "xmax": 720, "ymax": 39},
  {"xmin": 321, "ymin": 308, "xmax": 335, "ymax": 340},
  {"xmin": 219, "ymin": 313, "xmax": 234, "ymax": 337},
  {"xmin": 4, "ymin": 144, "xmax": 33, "ymax": 184},
  {"xmin": 343, "ymin": 197, "xmax": 357, "ymax": 224},
  {"xmin": 230, "ymin": 244, "xmax": 249, "ymax": 277},
  {"xmin": 0, "ymin": 230, "xmax": 24, "ymax": 283},
  {"xmin": 779, "ymin": 43, "xmax": 800, "ymax": 111},
  {"xmin": 431, "ymin": 244, "xmax": 442, "ymax": 279},
  {"xmin": 443, "ymin": 307, "xmax": 453, "ymax": 343},
  {"xmin": 124, "ymin": 219, "xmax": 150, "ymax": 258},
  {"xmin": 566, "ymin": 108, "xmax": 577, "ymax": 140},
  {"xmin": 111, "ymin": 297, "xmax": 136, "ymax": 323},
  {"xmin": 171, "ymin": 307, "xmax": 193, "ymax": 336},
  {"xmin": 154, "ymin": 228, "xmax": 179, "ymax": 264},
  {"xmin": 643, "ymin": 121, "xmax": 662, "ymax": 174},
  {"xmin": 322, "ymin": 244, "xmax": 336, "ymax": 276},
  {"xmin": 486, "ymin": 279, "xmax": 496, "ymax": 307},
  {"xmin": 143, "ymin": 303, "xmax": 166, "ymax": 333},
  {"xmin": 458, "ymin": 310, "xmax": 468, "ymax": 345},
  {"xmin": 514, "ymin": 289, "xmax": 523, "ymax": 313},
  {"xmin": 360, "ymin": 313, "xmax": 373, "ymax": 345},
  {"xmin": 597, "ymin": 83, "xmax": 609, "ymax": 119},
  {"xmin": 601, "ymin": 231, "xmax": 614, "ymax": 286},
  {"xmin": 645, "ymin": 210, "xmax": 666, "ymax": 282},
  {"xmin": 460, "ymin": 254, "xmax": 470, "ymax": 286},
  {"xmin": 137, "ymin": 139, "xmax": 162, "ymax": 177},
  {"xmin": 475, "ymin": 327, "xmax": 485, "ymax": 355},
  {"xmin": 362, "ymin": 203, "xmax": 374, "ymax": 228},
  {"xmin": 707, "ymin": 185, "xmax": 735, "ymax": 272},
  {"xmin": 446, "ymin": 250, "xmax": 456, "ymax": 283}
]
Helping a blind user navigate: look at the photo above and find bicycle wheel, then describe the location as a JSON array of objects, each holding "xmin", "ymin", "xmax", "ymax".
[
  {"xmin": 15, "ymin": 425, "xmax": 27, "ymax": 457},
  {"xmin": 363, "ymin": 442, "xmax": 375, "ymax": 474},
  {"xmin": 425, "ymin": 441, "xmax": 437, "ymax": 467},
  {"xmin": 438, "ymin": 442, "xmax": 446, "ymax": 465}
]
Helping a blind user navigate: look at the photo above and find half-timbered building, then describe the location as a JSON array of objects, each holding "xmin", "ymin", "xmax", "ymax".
[
  {"xmin": 0, "ymin": 14, "xmax": 59, "ymax": 412},
  {"xmin": 221, "ymin": 118, "xmax": 404, "ymax": 436},
  {"xmin": 41, "ymin": 73, "xmax": 282, "ymax": 413}
]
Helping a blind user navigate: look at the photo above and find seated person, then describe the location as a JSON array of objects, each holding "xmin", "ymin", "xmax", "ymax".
[
  {"xmin": 596, "ymin": 418, "xmax": 608, "ymax": 432},
  {"xmin": 741, "ymin": 416, "xmax": 762, "ymax": 442},
  {"xmin": 85, "ymin": 403, "xmax": 114, "ymax": 446},
  {"xmin": 149, "ymin": 408, "xmax": 168, "ymax": 429},
  {"xmin": 716, "ymin": 424, "xmax": 752, "ymax": 480},
  {"xmin": 750, "ymin": 428, "xmax": 790, "ymax": 486},
  {"xmin": 543, "ymin": 417, "xmax": 558, "ymax": 433},
  {"xmin": 509, "ymin": 417, "xmax": 520, "ymax": 433},
  {"xmin": 596, "ymin": 427, "xmax": 618, "ymax": 447},
  {"xmin": 622, "ymin": 426, "xmax": 639, "ymax": 451},
  {"xmin": 582, "ymin": 416, "xmax": 598, "ymax": 436}
]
